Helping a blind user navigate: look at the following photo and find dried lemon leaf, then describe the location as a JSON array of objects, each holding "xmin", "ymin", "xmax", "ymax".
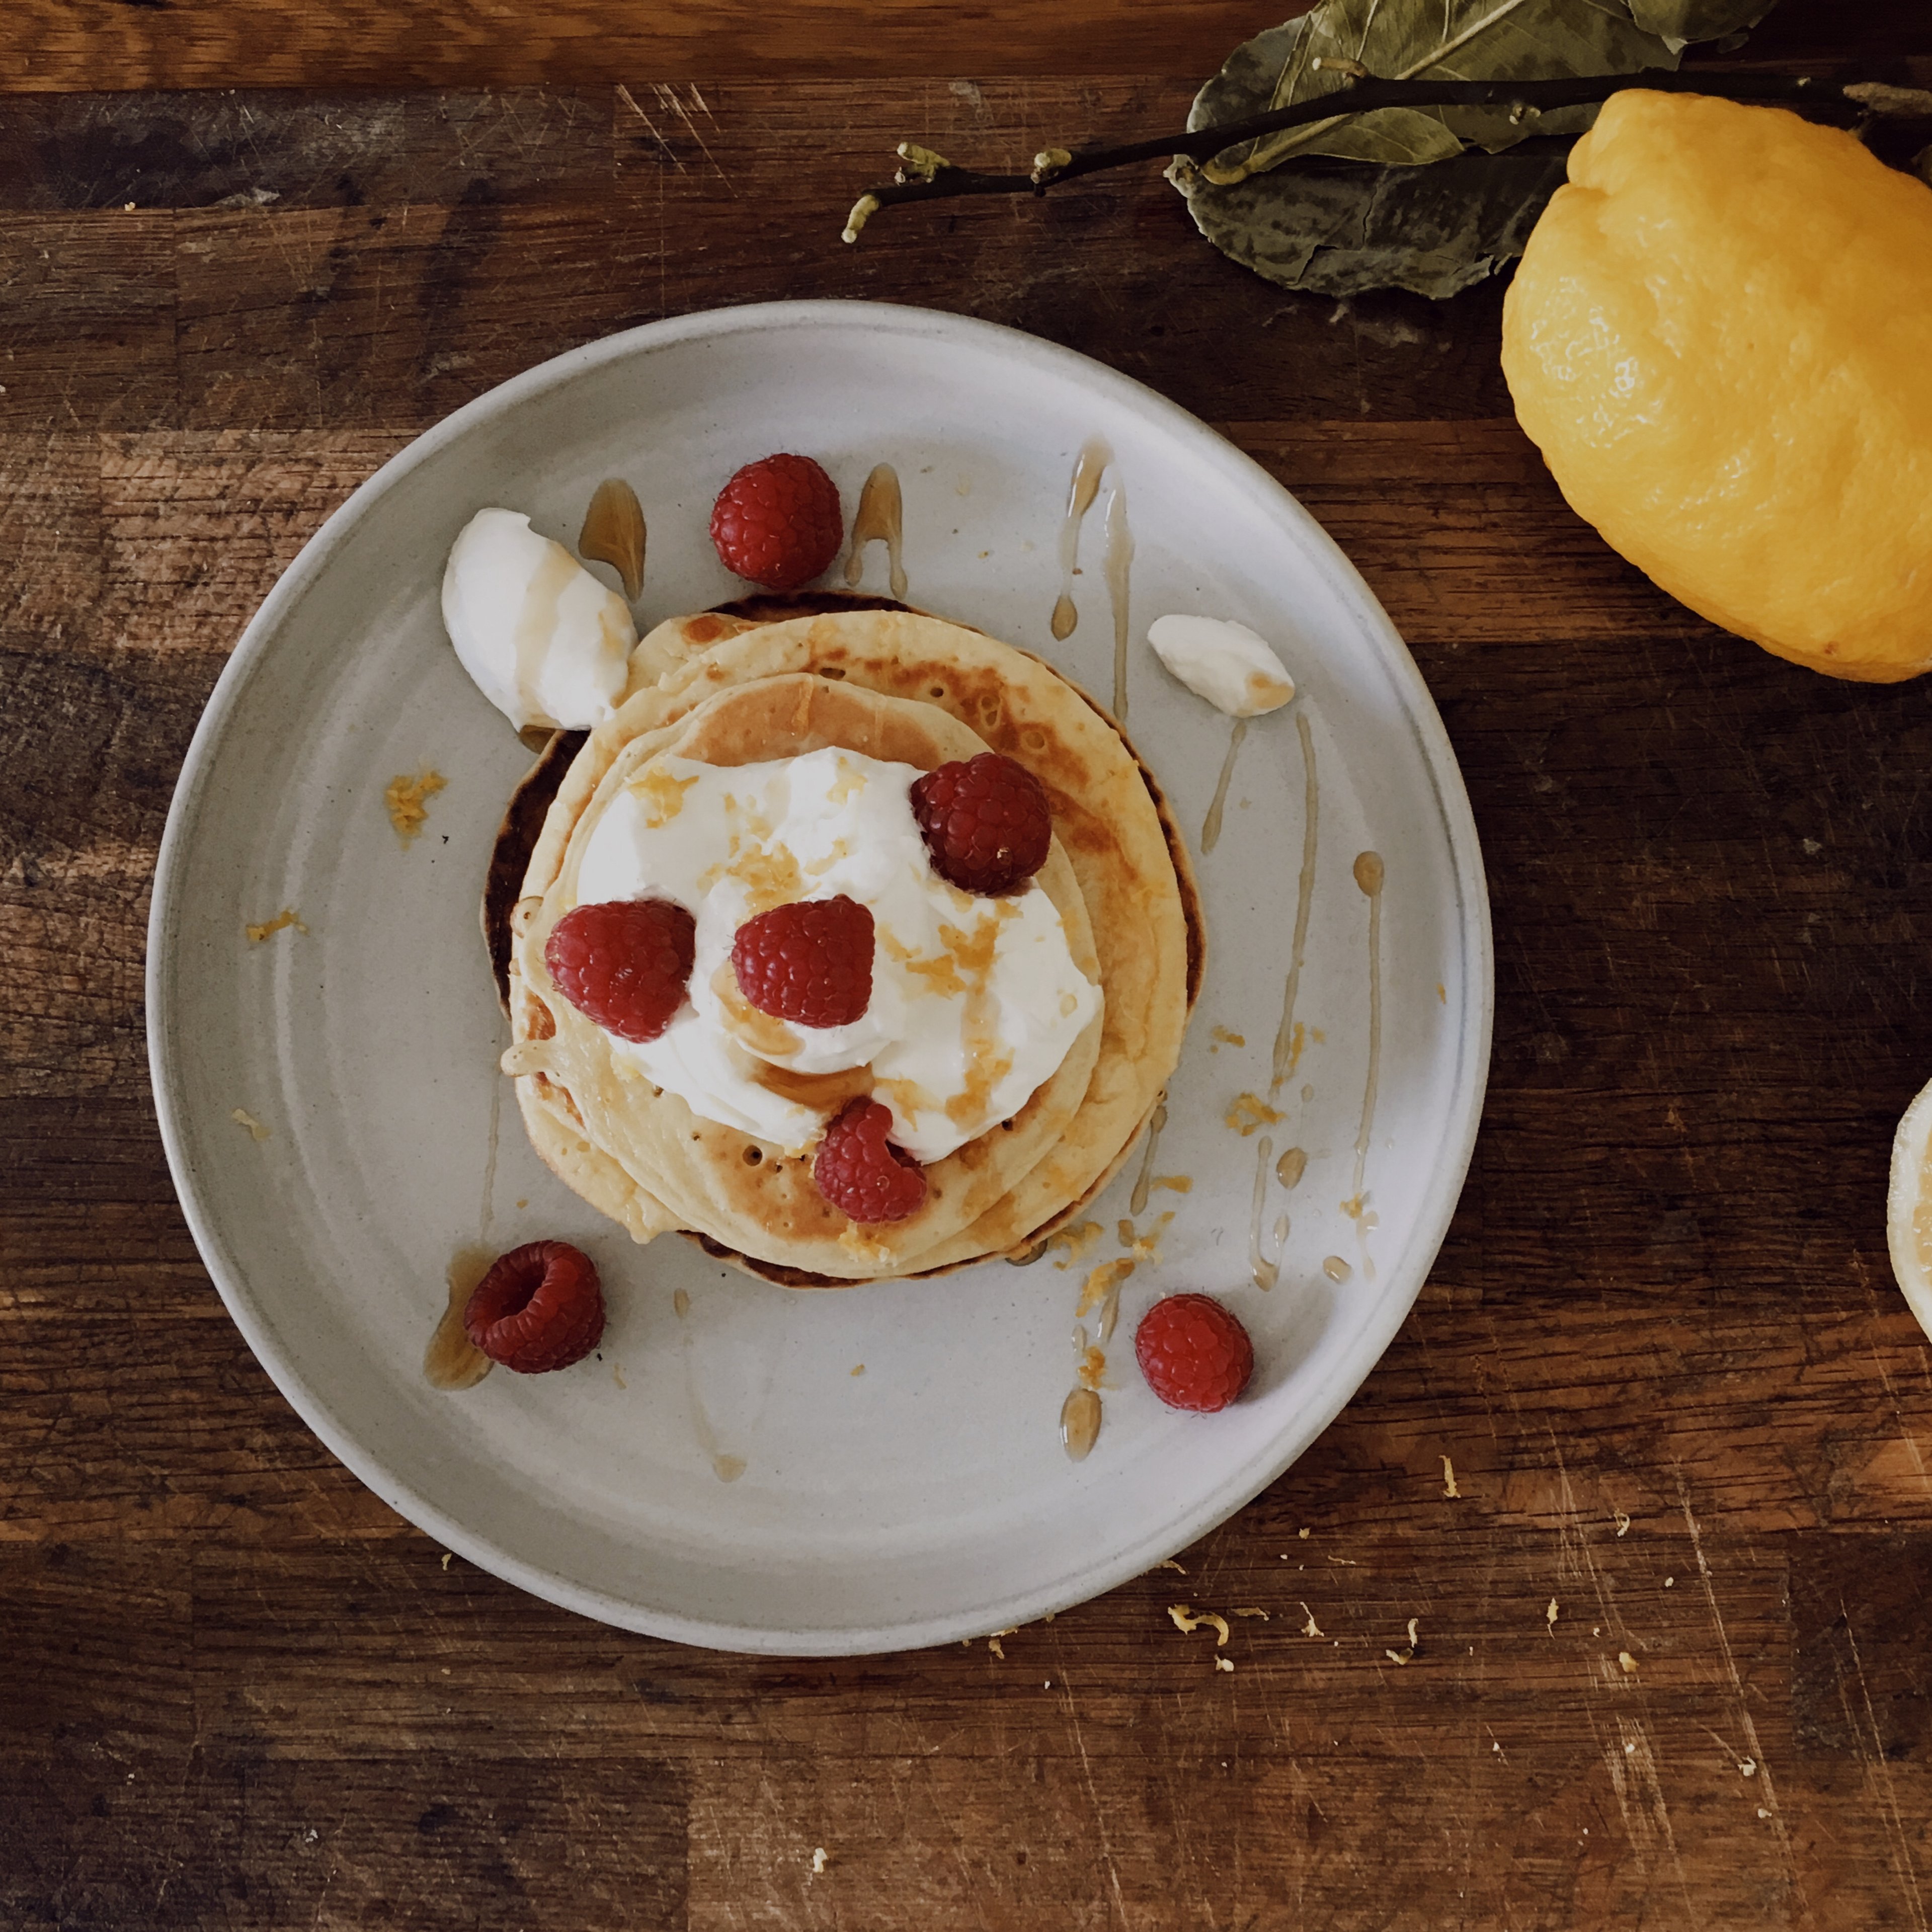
[
  {"xmin": 1630, "ymin": 0, "xmax": 1773, "ymax": 38},
  {"xmin": 1176, "ymin": 139, "xmax": 1571, "ymax": 300},
  {"xmin": 1197, "ymin": 1, "xmax": 1769, "ymax": 186},
  {"xmin": 1176, "ymin": 0, "xmax": 1776, "ymax": 297}
]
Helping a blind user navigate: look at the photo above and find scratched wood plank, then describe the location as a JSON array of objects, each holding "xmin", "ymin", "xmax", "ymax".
[
  {"xmin": 1787, "ymin": 1531, "xmax": 1932, "ymax": 1929},
  {"xmin": 6, "ymin": 0, "xmax": 1296, "ymax": 91},
  {"xmin": 0, "ymin": 83, "xmax": 1534, "ymax": 435},
  {"xmin": 169, "ymin": 1535, "xmax": 1803, "ymax": 1928},
  {"xmin": 1, "ymin": 0, "xmax": 1915, "ymax": 92},
  {"xmin": 0, "ymin": 90, "xmax": 614, "ymax": 211}
]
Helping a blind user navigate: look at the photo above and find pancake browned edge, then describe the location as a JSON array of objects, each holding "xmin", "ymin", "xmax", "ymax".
[{"xmin": 481, "ymin": 590, "xmax": 1204, "ymax": 1287}]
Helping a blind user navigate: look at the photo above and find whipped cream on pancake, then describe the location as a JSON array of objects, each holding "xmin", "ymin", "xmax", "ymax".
[
  {"xmin": 1147, "ymin": 615, "xmax": 1295, "ymax": 718},
  {"xmin": 572, "ymin": 746, "xmax": 1100, "ymax": 1161},
  {"xmin": 443, "ymin": 508, "xmax": 636, "ymax": 731}
]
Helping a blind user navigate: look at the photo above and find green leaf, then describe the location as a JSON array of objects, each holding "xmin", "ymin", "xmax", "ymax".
[
  {"xmin": 1203, "ymin": 0, "xmax": 1684, "ymax": 185},
  {"xmin": 1628, "ymin": 2, "xmax": 1769, "ymax": 41},
  {"xmin": 1177, "ymin": 0, "xmax": 1779, "ymax": 297},
  {"xmin": 1173, "ymin": 142, "xmax": 1572, "ymax": 300}
]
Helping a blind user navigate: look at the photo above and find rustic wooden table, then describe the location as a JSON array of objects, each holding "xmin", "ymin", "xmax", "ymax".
[{"xmin": 6, "ymin": 3, "xmax": 1931, "ymax": 1925}]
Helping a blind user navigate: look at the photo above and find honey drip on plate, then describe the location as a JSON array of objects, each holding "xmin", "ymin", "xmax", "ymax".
[
  {"xmin": 425, "ymin": 1245, "xmax": 495, "ymax": 1390},
  {"xmin": 1248, "ymin": 1136, "xmax": 1280, "ymax": 1290},
  {"xmin": 1270, "ymin": 709, "xmax": 1320, "ymax": 1100},
  {"xmin": 1276, "ymin": 1146, "xmax": 1307, "ymax": 1190},
  {"xmin": 844, "ymin": 463, "xmax": 907, "ymax": 600},
  {"xmin": 673, "ymin": 1288, "xmax": 747, "ymax": 1482},
  {"xmin": 1200, "ymin": 718, "xmax": 1248, "ymax": 855},
  {"xmin": 578, "ymin": 477, "xmax": 647, "ymax": 600},
  {"xmin": 1061, "ymin": 1249, "xmax": 1142, "ymax": 1460},
  {"xmin": 1050, "ymin": 438, "xmax": 1110, "ymax": 641},
  {"xmin": 426, "ymin": 1082, "xmax": 503, "ymax": 1391},
  {"xmin": 1342, "ymin": 850, "xmax": 1386, "ymax": 1280},
  {"xmin": 1323, "ymin": 1255, "xmax": 1352, "ymax": 1283},
  {"xmin": 1083, "ymin": 1255, "xmax": 1137, "ymax": 1344},
  {"xmin": 1103, "ymin": 480, "xmax": 1134, "ymax": 719},
  {"xmin": 1129, "ymin": 1093, "xmax": 1169, "ymax": 1216},
  {"xmin": 1061, "ymin": 1387, "xmax": 1102, "ymax": 1462}
]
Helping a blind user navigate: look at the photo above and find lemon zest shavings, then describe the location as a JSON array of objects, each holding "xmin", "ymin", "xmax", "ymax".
[
  {"xmin": 384, "ymin": 769, "xmax": 446, "ymax": 845},
  {"xmin": 245, "ymin": 907, "xmax": 307, "ymax": 944},
  {"xmin": 1168, "ymin": 1604, "xmax": 1230, "ymax": 1646}
]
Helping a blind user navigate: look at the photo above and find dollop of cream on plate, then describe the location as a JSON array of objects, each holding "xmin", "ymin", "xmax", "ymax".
[
  {"xmin": 443, "ymin": 508, "xmax": 636, "ymax": 731},
  {"xmin": 1146, "ymin": 614, "xmax": 1295, "ymax": 718}
]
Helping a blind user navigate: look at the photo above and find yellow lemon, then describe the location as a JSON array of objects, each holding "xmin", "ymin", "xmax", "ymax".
[
  {"xmin": 1502, "ymin": 91, "xmax": 1932, "ymax": 682},
  {"xmin": 1888, "ymin": 1074, "xmax": 1932, "ymax": 1344}
]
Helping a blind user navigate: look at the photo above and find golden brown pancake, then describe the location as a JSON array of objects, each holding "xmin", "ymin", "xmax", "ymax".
[{"xmin": 488, "ymin": 603, "xmax": 1202, "ymax": 1285}]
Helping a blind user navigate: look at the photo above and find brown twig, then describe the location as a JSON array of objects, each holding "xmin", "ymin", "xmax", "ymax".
[{"xmin": 842, "ymin": 68, "xmax": 1932, "ymax": 241}]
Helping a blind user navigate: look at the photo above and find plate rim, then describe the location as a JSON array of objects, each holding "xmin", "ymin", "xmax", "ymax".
[{"xmin": 146, "ymin": 298, "xmax": 1494, "ymax": 1654}]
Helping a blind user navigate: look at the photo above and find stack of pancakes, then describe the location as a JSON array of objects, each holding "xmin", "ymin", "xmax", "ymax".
[{"xmin": 485, "ymin": 597, "xmax": 1202, "ymax": 1286}]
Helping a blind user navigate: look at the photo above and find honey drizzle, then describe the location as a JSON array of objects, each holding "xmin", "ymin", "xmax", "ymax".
[
  {"xmin": 1063, "ymin": 1248, "xmax": 1140, "ymax": 1460},
  {"xmin": 425, "ymin": 1079, "xmax": 504, "ymax": 1391},
  {"xmin": 1050, "ymin": 438, "xmax": 1110, "ymax": 642},
  {"xmin": 425, "ymin": 1245, "xmax": 495, "ymax": 1391},
  {"xmin": 578, "ymin": 477, "xmax": 647, "ymax": 601},
  {"xmin": 1269, "ymin": 709, "xmax": 1319, "ymax": 1099},
  {"xmin": 1200, "ymin": 718, "xmax": 1248, "ymax": 855},
  {"xmin": 1103, "ymin": 480, "xmax": 1133, "ymax": 720},
  {"xmin": 844, "ymin": 463, "xmax": 907, "ymax": 600},
  {"xmin": 1248, "ymin": 1136, "xmax": 1279, "ymax": 1290},
  {"xmin": 1128, "ymin": 1093, "xmax": 1169, "ymax": 1216},
  {"xmin": 479, "ymin": 1072, "xmax": 501, "ymax": 1240},
  {"xmin": 1344, "ymin": 851, "xmax": 1386, "ymax": 1280},
  {"xmin": 673, "ymin": 1289, "xmax": 747, "ymax": 1483},
  {"xmin": 1060, "ymin": 1387, "xmax": 1102, "ymax": 1461}
]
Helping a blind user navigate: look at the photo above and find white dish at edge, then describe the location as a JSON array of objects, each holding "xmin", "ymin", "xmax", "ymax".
[{"xmin": 146, "ymin": 300, "xmax": 1492, "ymax": 1655}]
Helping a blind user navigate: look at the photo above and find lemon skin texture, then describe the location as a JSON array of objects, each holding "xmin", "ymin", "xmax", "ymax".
[{"xmin": 1501, "ymin": 91, "xmax": 1932, "ymax": 683}]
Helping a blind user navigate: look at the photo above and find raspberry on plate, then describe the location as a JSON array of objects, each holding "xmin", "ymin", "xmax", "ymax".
[
  {"xmin": 1134, "ymin": 1294, "xmax": 1254, "ymax": 1413},
  {"xmin": 709, "ymin": 453, "xmax": 844, "ymax": 591},
  {"xmin": 909, "ymin": 752, "xmax": 1052, "ymax": 896},
  {"xmin": 731, "ymin": 895, "xmax": 873, "ymax": 1028},
  {"xmin": 814, "ymin": 1098, "xmax": 926, "ymax": 1223},
  {"xmin": 545, "ymin": 898, "xmax": 696, "ymax": 1043},
  {"xmin": 464, "ymin": 1240, "xmax": 605, "ymax": 1374}
]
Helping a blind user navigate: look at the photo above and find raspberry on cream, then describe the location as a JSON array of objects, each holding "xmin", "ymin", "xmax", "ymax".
[
  {"xmin": 568, "ymin": 745, "xmax": 1100, "ymax": 1162},
  {"xmin": 1146, "ymin": 615, "xmax": 1295, "ymax": 718},
  {"xmin": 443, "ymin": 508, "xmax": 636, "ymax": 731}
]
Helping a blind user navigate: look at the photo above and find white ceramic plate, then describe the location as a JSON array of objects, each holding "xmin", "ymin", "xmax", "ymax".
[{"xmin": 148, "ymin": 301, "xmax": 1490, "ymax": 1655}]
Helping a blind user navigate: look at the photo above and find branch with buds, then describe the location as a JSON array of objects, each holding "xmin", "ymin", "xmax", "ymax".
[{"xmin": 842, "ymin": 67, "xmax": 1932, "ymax": 242}]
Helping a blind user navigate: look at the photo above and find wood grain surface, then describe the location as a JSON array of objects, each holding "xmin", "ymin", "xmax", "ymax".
[{"xmin": 6, "ymin": 4, "xmax": 1932, "ymax": 1926}]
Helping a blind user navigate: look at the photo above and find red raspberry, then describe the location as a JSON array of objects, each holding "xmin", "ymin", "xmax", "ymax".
[
  {"xmin": 544, "ymin": 899, "xmax": 695, "ymax": 1043},
  {"xmin": 464, "ymin": 1240, "xmax": 605, "ymax": 1374},
  {"xmin": 709, "ymin": 453, "xmax": 844, "ymax": 591},
  {"xmin": 731, "ymin": 895, "xmax": 873, "ymax": 1028},
  {"xmin": 813, "ymin": 1098, "xmax": 926, "ymax": 1223},
  {"xmin": 1134, "ymin": 1295, "xmax": 1254, "ymax": 1413},
  {"xmin": 909, "ymin": 753, "xmax": 1052, "ymax": 896}
]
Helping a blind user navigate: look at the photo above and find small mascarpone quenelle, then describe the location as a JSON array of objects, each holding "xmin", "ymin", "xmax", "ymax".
[
  {"xmin": 1146, "ymin": 615, "xmax": 1295, "ymax": 718},
  {"xmin": 443, "ymin": 509, "xmax": 637, "ymax": 731},
  {"xmin": 572, "ymin": 746, "xmax": 1101, "ymax": 1162}
]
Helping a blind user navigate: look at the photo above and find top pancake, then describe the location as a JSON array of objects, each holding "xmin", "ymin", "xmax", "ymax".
[{"xmin": 502, "ymin": 606, "xmax": 1201, "ymax": 1284}]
